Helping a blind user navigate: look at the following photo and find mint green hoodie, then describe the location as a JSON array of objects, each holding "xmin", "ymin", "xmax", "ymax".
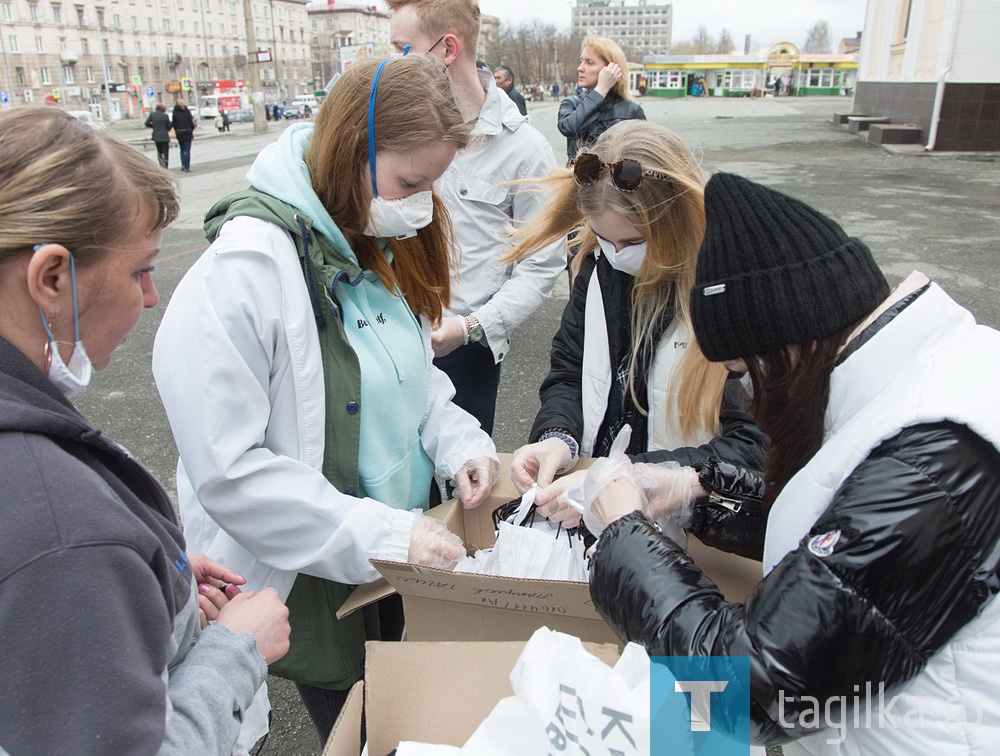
[{"xmin": 242, "ymin": 123, "xmax": 434, "ymax": 510}]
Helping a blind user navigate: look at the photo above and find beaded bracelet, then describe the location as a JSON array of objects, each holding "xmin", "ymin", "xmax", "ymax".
[{"xmin": 538, "ymin": 428, "xmax": 579, "ymax": 473}]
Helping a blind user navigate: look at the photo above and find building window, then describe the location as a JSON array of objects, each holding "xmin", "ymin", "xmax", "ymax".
[
  {"xmin": 151, "ymin": 41, "xmax": 158, "ymax": 54},
  {"xmin": 1, "ymin": 2, "xmax": 12, "ymax": 21},
  {"xmin": 29, "ymin": 3, "xmax": 39, "ymax": 22},
  {"xmin": 52, "ymin": 4, "xmax": 62, "ymax": 23},
  {"xmin": 35, "ymin": 36, "xmax": 44, "ymax": 51},
  {"xmin": 80, "ymin": 37, "xmax": 88, "ymax": 52},
  {"xmin": 147, "ymin": 16, "xmax": 153, "ymax": 30},
  {"xmin": 41, "ymin": 66, "xmax": 52, "ymax": 84},
  {"xmin": 130, "ymin": 14, "xmax": 136, "ymax": 28},
  {"xmin": 85, "ymin": 64, "xmax": 93, "ymax": 80},
  {"xmin": 178, "ymin": 18, "xmax": 184, "ymax": 32},
  {"xmin": 206, "ymin": 21, "xmax": 211, "ymax": 34},
  {"xmin": 117, "ymin": 39, "xmax": 124, "ymax": 54},
  {"xmin": 134, "ymin": 40, "xmax": 141, "ymax": 53},
  {"xmin": 113, "ymin": 12, "xmax": 120, "ymax": 27},
  {"xmin": 193, "ymin": 20, "xmax": 198, "ymax": 34},
  {"xmin": 162, "ymin": 17, "xmax": 169, "ymax": 31},
  {"xmin": 63, "ymin": 64, "xmax": 74, "ymax": 82},
  {"xmin": 15, "ymin": 65, "xmax": 26, "ymax": 83},
  {"xmin": 230, "ymin": 23, "xmax": 236, "ymax": 37}
]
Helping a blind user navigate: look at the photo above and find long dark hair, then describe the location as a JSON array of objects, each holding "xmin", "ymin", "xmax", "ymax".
[{"xmin": 746, "ymin": 322, "xmax": 858, "ymax": 510}]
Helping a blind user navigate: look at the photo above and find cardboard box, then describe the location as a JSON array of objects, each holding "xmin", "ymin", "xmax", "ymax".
[
  {"xmin": 338, "ymin": 453, "xmax": 762, "ymax": 646},
  {"xmin": 321, "ymin": 639, "xmax": 621, "ymax": 756}
]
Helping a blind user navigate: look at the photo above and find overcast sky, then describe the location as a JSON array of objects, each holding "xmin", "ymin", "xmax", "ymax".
[{"xmin": 373, "ymin": 1, "xmax": 869, "ymax": 51}]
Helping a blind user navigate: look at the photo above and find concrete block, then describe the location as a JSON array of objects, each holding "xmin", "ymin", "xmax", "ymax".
[
  {"xmin": 848, "ymin": 116, "xmax": 892, "ymax": 133},
  {"xmin": 868, "ymin": 124, "xmax": 923, "ymax": 146},
  {"xmin": 833, "ymin": 112, "xmax": 867, "ymax": 125}
]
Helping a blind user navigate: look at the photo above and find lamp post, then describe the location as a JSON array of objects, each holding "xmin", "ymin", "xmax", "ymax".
[
  {"xmin": 240, "ymin": 0, "xmax": 267, "ymax": 133},
  {"xmin": 95, "ymin": 11, "xmax": 115, "ymax": 119}
]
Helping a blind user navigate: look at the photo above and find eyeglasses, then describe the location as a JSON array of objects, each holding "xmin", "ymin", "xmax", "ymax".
[{"xmin": 571, "ymin": 152, "xmax": 672, "ymax": 193}]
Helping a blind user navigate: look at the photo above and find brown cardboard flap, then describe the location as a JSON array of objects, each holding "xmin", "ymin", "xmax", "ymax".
[
  {"xmin": 320, "ymin": 680, "xmax": 364, "ymax": 756},
  {"xmin": 371, "ymin": 558, "xmax": 597, "ymax": 617},
  {"xmin": 363, "ymin": 640, "xmax": 619, "ymax": 756},
  {"xmin": 335, "ymin": 578, "xmax": 394, "ymax": 620}
]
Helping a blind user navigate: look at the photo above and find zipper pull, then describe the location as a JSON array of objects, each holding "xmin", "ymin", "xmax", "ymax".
[{"xmin": 708, "ymin": 491, "xmax": 743, "ymax": 513}]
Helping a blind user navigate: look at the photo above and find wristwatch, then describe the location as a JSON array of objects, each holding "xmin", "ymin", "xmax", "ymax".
[{"xmin": 465, "ymin": 314, "xmax": 484, "ymax": 343}]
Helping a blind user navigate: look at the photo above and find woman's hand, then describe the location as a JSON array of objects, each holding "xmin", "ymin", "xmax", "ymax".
[
  {"xmin": 510, "ymin": 437, "xmax": 574, "ymax": 493},
  {"xmin": 534, "ymin": 469, "xmax": 587, "ymax": 528},
  {"xmin": 407, "ymin": 514, "xmax": 465, "ymax": 568},
  {"xmin": 189, "ymin": 554, "xmax": 247, "ymax": 629},
  {"xmin": 595, "ymin": 62, "xmax": 623, "ymax": 97},
  {"xmin": 454, "ymin": 456, "xmax": 499, "ymax": 508},
  {"xmin": 215, "ymin": 589, "xmax": 291, "ymax": 665}
]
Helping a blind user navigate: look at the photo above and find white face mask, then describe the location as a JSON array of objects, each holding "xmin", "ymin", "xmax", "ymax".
[
  {"xmin": 596, "ymin": 235, "xmax": 648, "ymax": 276},
  {"xmin": 38, "ymin": 251, "xmax": 93, "ymax": 398},
  {"xmin": 739, "ymin": 370, "xmax": 754, "ymax": 400},
  {"xmin": 363, "ymin": 190, "xmax": 434, "ymax": 240}
]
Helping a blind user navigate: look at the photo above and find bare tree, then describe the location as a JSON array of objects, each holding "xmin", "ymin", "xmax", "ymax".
[
  {"xmin": 717, "ymin": 29, "xmax": 735, "ymax": 54},
  {"xmin": 692, "ymin": 25, "xmax": 715, "ymax": 54},
  {"xmin": 803, "ymin": 21, "xmax": 832, "ymax": 53},
  {"xmin": 493, "ymin": 21, "xmax": 577, "ymax": 91}
]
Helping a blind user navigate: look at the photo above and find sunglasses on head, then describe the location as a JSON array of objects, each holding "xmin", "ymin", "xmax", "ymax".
[{"xmin": 572, "ymin": 152, "xmax": 672, "ymax": 193}]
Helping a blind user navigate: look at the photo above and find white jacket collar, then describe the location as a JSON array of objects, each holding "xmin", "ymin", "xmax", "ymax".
[{"xmin": 472, "ymin": 68, "xmax": 528, "ymax": 137}]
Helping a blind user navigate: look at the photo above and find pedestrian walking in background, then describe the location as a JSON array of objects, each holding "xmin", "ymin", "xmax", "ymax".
[
  {"xmin": 144, "ymin": 103, "xmax": 171, "ymax": 168},
  {"xmin": 558, "ymin": 35, "xmax": 646, "ymax": 164},
  {"xmin": 171, "ymin": 100, "xmax": 197, "ymax": 173},
  {"xmin": 221, "ymin": 109, "xmax": 231, "ymax": 132},
  {"xmin": 492, "ymin": 65, "xmax": 528, "ymax": 116}
]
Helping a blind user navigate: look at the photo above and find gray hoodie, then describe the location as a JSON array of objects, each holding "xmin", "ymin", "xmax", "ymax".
[{"xmin": 0, "ymin": 337, "xmax": 265, "ymax": 755}]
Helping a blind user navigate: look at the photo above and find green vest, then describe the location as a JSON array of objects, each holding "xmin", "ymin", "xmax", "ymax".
[{"xmin": 205, "ymin": 189, "xmax": 370, "ymax": 689}]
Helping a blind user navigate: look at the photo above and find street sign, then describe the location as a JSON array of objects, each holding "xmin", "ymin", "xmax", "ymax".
[
  {"xmin": 181, "ymin": 77, "xmax": 194, "ymax": 91},
  {"xmin": 0, "ymin": 90, "xmax": 8, "ymax": 104},
  {"xmin": 52, "ymin": 88, "xmax": 62, "ymax": 100},
  {"xmin": 131, "ymin": 74, "xmax": 143, "ymax": 86},
  {"xmin": 146, "ymin": 86, "xmax": 155, "ymax": 97}
]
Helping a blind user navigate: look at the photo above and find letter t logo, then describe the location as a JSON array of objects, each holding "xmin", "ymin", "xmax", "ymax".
[{"xmin": 675, "ymin": 680, "xmax": 729, "ymax": 731}]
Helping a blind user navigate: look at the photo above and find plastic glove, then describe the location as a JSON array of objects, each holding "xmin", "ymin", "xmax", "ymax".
[
  {"xmin": 454, "ymin": 456, "xmax": 499, "ymax": 509},
  {"xmin": 633, "ymin": 462, "xmax": 700, "ymax": 529},
  {"xmin": 510, "ymin": 437, "xmax": 574, "ymax": 493},
  {"xmin": 534, "ymin": 469, "xmax": 587, "ymax": 528},
  {"xmin": 407, "ymin": 513, "xmax": 465, "ymax": 569},
  {"xmin": 582, "ymin": 426, "xmax": 646, "ymax": 538}
]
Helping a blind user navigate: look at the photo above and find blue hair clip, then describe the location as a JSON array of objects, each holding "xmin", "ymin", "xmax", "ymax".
[{"xmin": 367, "ymin": 45, "xmax": 410, "ymax": 197}]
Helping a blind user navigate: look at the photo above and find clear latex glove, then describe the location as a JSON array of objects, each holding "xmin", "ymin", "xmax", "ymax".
[
  {"xmin": 534, "ymin": 469, "xmax": 587, "ymax": 528},
  {"xmin": 582, "ymin": 425, "xmax": 646, "ymax": 538},
  {"xmin": 430, "ymin": 315, "xmax": 468, "ymax": 358},
  {"xmin": 454, "ymin": 456, "xmax": 499, "ymax": 509},
  {"xmin": 407, "ymin": 513, "xmax": 465, "ymax": 569},
  {"xmin": 510, "ymin": 437, "xmax": 573, "ymax": 494},
  {"xmin": 632, "ymin": 462, "xmax": 700, "ymax": 528}
]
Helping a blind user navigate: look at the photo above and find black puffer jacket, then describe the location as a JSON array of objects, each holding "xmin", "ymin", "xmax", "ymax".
[
  {"xmin": 531, "ymin": 252, "xmax": 765, "ymax": 470},
  {"xmin": 589, "ymin": 283, "xmax": 1000, "ymax": 749},
  {"xmin": 558, "ymin": 90, "xmax": 646, "ymax": 162}
]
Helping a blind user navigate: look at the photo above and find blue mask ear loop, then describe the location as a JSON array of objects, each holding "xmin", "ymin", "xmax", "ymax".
[
  {"xmin": 367, "ymin": 44, "xmax": 410, "ymax": 198},
  {"xmin": 34, "ymin": 246, "xmax": 80, "ymax": 344}
]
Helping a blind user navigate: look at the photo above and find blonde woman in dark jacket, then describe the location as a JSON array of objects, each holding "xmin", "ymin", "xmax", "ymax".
[{"xmin": 558, "ymin": 36, "xmax": 645, "ymax": 163}]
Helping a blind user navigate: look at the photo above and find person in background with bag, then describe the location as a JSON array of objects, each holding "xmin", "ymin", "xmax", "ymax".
[
  {"xmin": 145, "ymin": 102, "xmax": 172, "ymax": 168},
  {"xmin": 0, "ymin": 105, "xmax": 291, "ymax": 754},
  {"xmin": 558, "ymin": 36, "xmax": 645, "ymax": 165},
  {"xmin": 171, "ymin": 99, "xmax": 198, "ymax": 173},
  {"xmin": 152, "ymin": 54, "xmax": 499, "ymax": 747},
  {"xmin": 584, "ymin": 172, "xmax": 1000, "ymax": 752},
  {"xmin": 505, "ymin": 121, "xmax": 764, "ymax": 521}
]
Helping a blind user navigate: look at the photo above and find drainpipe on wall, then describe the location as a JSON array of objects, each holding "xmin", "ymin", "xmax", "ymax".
[
  {"xmin": 926, "ymin": 0, "xmax": 964, "ymax": 151},
  {"xmin": 926, "ymin": 66, "xmax": 950, "ymax": 151}
]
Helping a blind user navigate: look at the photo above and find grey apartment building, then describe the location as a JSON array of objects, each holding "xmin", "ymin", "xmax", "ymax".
[{"xmin": 571, "ymin": 0, "xmax": 672, "ymax": 57}]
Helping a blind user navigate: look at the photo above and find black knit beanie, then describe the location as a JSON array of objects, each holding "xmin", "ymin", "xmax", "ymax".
[{"xmin": 690, "ymin": 173, "xmax": 889, "ymax": 362}]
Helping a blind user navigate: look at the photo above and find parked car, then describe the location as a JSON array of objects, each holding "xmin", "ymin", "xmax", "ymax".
[
  {"xmin": 232, "ymin": 108, "xmax": 254, "ymax": 123},
  {"xmin": 282, "ymin": 105, "xmax": 305, "ymax": 120},
  {"xmin": 67, "ymin": 110, "xmax": 106, "ymax": 130}
]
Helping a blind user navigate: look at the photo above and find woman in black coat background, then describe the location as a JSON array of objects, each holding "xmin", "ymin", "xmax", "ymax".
[
  {"xmin": 171, "ymin": 100, "xmax": 198, "ymax": 172},
  {"xmin": 144, "ymin": 103, "xmax": 171, "ymax": 168}
]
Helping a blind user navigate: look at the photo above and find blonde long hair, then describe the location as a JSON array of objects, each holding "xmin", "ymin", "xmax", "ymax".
[
  {"xmin": 0, "ymin": 107, "xmax": 178, "ymax": 267},
  {"xmin": 581, "ymin": 35, "xmax": 633, "ymax": 101},
  {"xmin": 306, "ymin": 55, "xmax": 470, "ymax": 323},
  {"xmin": 503, "ymin": 121, "xmax": 727, "ymax": 443}
]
